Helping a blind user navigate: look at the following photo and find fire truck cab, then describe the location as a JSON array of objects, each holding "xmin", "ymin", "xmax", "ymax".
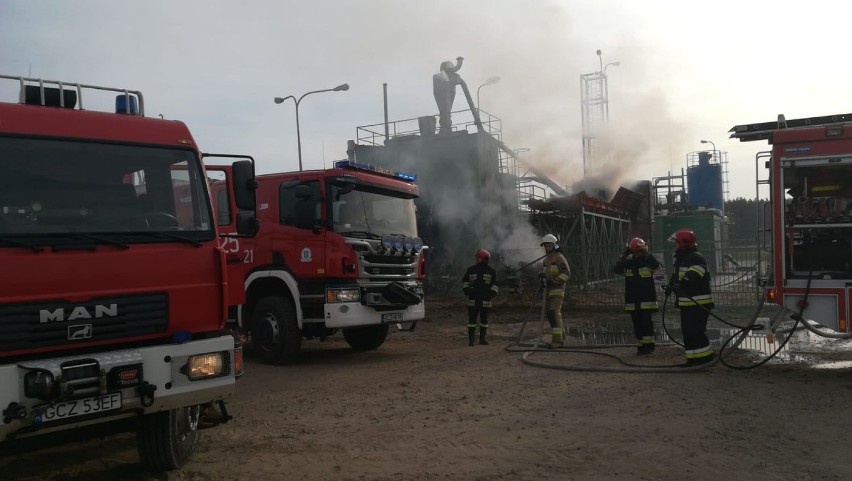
[
  {"xmin": 218, "ymin": 160, "xmax": 426, "ymax": 364},
  {"xmin": 0, "ymin": 75, "xmax": 256, "ymax": 470},
  {"xmin": 732, "ymin": 113, "xmax": 852, "ymax": 332}
]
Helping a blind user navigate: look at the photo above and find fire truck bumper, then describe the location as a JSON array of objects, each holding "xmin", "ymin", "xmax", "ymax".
[
  {"xmin": 324, "ymin": 300, "xmax": 425, "ymax": 328},
  {"xmin": 0, "ymin": 334, "xmax": 238, "ymax": 442}
]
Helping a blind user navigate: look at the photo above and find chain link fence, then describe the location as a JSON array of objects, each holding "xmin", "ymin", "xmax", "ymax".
[{"xmin": 427, "ymin": 239, "xmax": 767, "ymax": 309}]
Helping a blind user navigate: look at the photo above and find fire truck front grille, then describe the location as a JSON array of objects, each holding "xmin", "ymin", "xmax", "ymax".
[
  {"xmin": 360, "ymin": 254, "xmax": 418, "ymax": 279},
  {"xmin": 0, "ymin": 294, "xmax": 169, "ymax": 352}
]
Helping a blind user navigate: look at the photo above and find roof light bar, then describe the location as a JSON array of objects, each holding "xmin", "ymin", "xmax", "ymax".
[{"xmin": 334, "ymin": 160, "xmax": 417, "ymax": 182}]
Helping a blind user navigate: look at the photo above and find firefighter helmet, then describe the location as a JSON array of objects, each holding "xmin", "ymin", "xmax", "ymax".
[
  {"xmin": 540, "ymin": 234, "xmax": 558, "ymax": 246},
  {"xmin": 669, "ymin": 229, "xmax": 697, "ymax": 249},
  {"xmin": 475, "ymin": 249, "xmax": 490, "ymax": 262},
  {"xmin": 628, "ymin": 237, "xmax": 647, "ymax": 253}
]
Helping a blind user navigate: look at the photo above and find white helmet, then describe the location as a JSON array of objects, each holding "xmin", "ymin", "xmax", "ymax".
[{"xmin": 540, "ymin": 234, "xmax": 558, "ymax": 247}]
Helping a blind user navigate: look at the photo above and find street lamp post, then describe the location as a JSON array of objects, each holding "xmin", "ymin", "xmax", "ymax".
[
  {"xmin": 604, "ymin": 61, "xmax": 620, "ymax": 75},
  {"xmin": 700, "ymin": 139, "xmax": 717, "ymax": 161},
  {"xmin": 476, "ymin": 76, "xmax": 501, "ymax": 113},
  {"xmin": 274, "ymin": 83, "xmax": 350, "ymax": 171},
  {"xmin": 601, "ymin": 59, "xmax": 620, "ymax": 121}
]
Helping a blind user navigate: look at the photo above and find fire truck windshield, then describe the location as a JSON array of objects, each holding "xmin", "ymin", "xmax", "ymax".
[
  {"xmin": 0, "ymin": 137, "xmax": 214, "ymax": 242},
  {"xmin": 332, "ymin": 186, "xmax": 418, "ymax": 238}
]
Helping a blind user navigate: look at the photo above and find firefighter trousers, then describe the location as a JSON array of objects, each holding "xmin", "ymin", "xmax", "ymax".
[
  {"xmin": 467, "ymin": 302, "xmax": 489, "ymax": 345},
  {"xmin": 629, "ymin": 310, "xmax": 655, "ymax": 347},
  {"xmin": 679, "ymin": 306, "xmax": 713, "ymax": 361},
  {"xmin": 546, "ymin": 294, "xmax": 565, "ymax": 345}
]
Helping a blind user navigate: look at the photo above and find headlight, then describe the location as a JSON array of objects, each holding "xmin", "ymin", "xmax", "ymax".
[
  {"xmin": 186, "ymin": 352, "xmax": 226, "ymax": 381},
  {"xmin": 327, "ymin": 288, "xmax": 361, "ymax": 303}
]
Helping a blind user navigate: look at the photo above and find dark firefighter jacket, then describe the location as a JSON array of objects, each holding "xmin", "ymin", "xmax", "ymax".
[
  {"xmin": 462, "ymin": 263, "xmax": 499, "ymax": 308},
  {"xmin": 669, "ymin": 247, "xmax": 715, "ymax": 308},
  {"xmin": 613, "ymin": 253, "xmax": 661, "ymax": 311}
]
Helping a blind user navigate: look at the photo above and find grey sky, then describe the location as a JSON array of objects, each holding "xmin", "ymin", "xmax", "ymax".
[{"xmin": 1, "ymin": 1, "xmax": 847, "ymax": 199}]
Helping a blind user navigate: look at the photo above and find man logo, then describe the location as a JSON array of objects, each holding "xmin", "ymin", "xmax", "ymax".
[
  {"xmin": 40, "ymin": 303, "xmax": 118, "ymax": 323},
  {"xmin": 68, "ymin": 324, "xmax": 93, "ymax": 340}
]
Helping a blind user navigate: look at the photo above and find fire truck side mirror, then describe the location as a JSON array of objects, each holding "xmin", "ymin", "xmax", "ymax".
[
  {"xmin": 231, "ymin": 160, "xmax": 256, "ymax": 211},
  {"xmin": 235, "ymin": 211, "xmax": 259, "ymax": 237}
]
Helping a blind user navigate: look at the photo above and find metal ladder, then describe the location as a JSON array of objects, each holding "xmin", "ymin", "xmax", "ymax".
[{"xmin": 730, "ymin": 112, "xmax": 852, "ymax": 142}]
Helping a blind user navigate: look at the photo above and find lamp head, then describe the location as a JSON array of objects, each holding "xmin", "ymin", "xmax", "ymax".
[
  {"xmin": 612, "ymin": 61, "xmax": 621, "ymax": 67},
  {"xmin": 334, "ymin": 83, "xmax": 350, "ymax": 92},
  {"xmin": 274, "ymin": 97, "xmax": 286, "ymax": 104},
  {"xmin": 486, "ymin": 76, "xmax": 501, "ymax": 85}
]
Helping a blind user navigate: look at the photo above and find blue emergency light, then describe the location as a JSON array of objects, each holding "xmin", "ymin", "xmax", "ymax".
[
  {"xmin": 115, "ymin": 94, "xmax": 139, "ymax": 115},
  {"xmin": 334, "ymin": 160, "xmax": 417, "ymax": 182}
]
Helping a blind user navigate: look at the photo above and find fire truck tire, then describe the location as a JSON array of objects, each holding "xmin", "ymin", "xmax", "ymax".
[
  {"xmin": 137, "ymin": 405, "xmax": 200, "ymax": 472},
  {"xmin": 343, "ymin": 324, "xmax": 390, "ymax": 351},
  {"xmin": 251, "ymin": 296, "xmax": 301, "ymax": 364}
]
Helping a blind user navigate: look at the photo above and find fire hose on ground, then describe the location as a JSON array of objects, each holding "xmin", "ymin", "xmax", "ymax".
[{"xmin": 506, "ymin": 272, "xmax": 846, "ymax": 372}]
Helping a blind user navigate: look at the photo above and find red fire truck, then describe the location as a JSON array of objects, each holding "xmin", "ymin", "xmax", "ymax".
[
  {"xmin": 731, "ymin": 112, "xmax": 852, "ymax": 332},
  {"xmin": 0, "ymin": 75, "xmax": 256, "ymax": 470},
  {"xmin": 216, "ymin": 160, "xmax": 426, "ymax": 364}
]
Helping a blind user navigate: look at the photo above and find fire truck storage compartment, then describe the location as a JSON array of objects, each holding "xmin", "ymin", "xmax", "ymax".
[
  {"xmin": 782, "ymin": 293, "xmax": 841, "ymax": 331},
  {"xmin": 784, "ymin": 161, "xmax": 852, "ymax": 279}
]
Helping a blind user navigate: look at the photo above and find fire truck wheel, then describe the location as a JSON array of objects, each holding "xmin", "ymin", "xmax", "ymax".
[
  {"xmin": 250, "ymin": 296, "xmax": 301, "ymax": 364},
  {"xmin": 137, "ymin": 405, "xmax": 200, "ymax": 472},
  {"xmin": 343, "ymin": 324, "xmax": 390, "ymax": 351}
]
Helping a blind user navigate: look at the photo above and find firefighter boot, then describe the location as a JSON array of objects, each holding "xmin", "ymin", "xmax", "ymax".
[
  {"xmin": 468, "ymin": 327, "xmax": 476, "ymax": 347},
  {"xmin": 547, "ymin": 310, "xmax": 563, "ymax": 348},
  {"xmin": 479, "ymin": 327, "xmax": 489, "ymax": 345}
]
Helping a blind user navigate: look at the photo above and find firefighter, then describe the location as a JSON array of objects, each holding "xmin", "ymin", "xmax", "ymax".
[
  {"xmin": 664, "ymin": 229, "xmax": 716, "ymax": 366},
  {"xmin": 540, "ymin": 234, "xmax": 571, "ymax": 347},
  {"xmin": 613, "ymin": 237, "xmax": 661, "ymax": 355},
  {"xmin": 461, "ymin": 249, "xmax": 499, "ymax": 346}
]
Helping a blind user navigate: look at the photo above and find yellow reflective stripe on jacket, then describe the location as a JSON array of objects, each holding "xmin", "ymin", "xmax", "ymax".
[
  {"xmin": 687, "ymin": 265, "xmax": 706, "ymax": 277},
  {"xmin": 678, "ymin": 265, "xmax": 706, "ymax": 278},
  {"xmin": 625, "ymin": 267, "xmax": 654, "ymax": 278},
  {"xmin": 548, "ymin": 288, "xmax": 564, "ymax": 298},
  {"xmin": 491, "ymin": 285, "xmax": 499, "ymax": 294},
  {"xmin": 677, "ymin": 294, "xmax": 714, "ymax": 306},
  {"xmin": 557, "ymin": 273, "xmax": 569, "ymax": 282}
]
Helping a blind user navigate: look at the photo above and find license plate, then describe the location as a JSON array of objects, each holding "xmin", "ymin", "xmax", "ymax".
[
  {"xmin": 39, "ymin": 393, "xmax": 122, "ymax": 423},
  {"xmin": 382, "ymin": 312, "xmax": 403, "ymax": 323}
]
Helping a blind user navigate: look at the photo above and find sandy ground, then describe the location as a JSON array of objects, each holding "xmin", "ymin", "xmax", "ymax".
[{"xmin": 2, "ymin": 300, "xmax": 852, "ymax": 481}]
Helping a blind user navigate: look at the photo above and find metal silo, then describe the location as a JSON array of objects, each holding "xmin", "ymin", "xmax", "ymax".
[{"xmin": 686, "ymin": 150, "xmax": 726, "ymax": 213}]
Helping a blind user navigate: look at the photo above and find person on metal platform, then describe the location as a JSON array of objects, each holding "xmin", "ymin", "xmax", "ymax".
[{"xmin": 432, "ymin": 57, "xmax": 464, "ymax": 135}]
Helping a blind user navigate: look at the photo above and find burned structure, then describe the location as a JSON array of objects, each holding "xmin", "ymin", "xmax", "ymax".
[{"xmin": 346, "ymin": 68, "xmax": 650, "ymax": 293}]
